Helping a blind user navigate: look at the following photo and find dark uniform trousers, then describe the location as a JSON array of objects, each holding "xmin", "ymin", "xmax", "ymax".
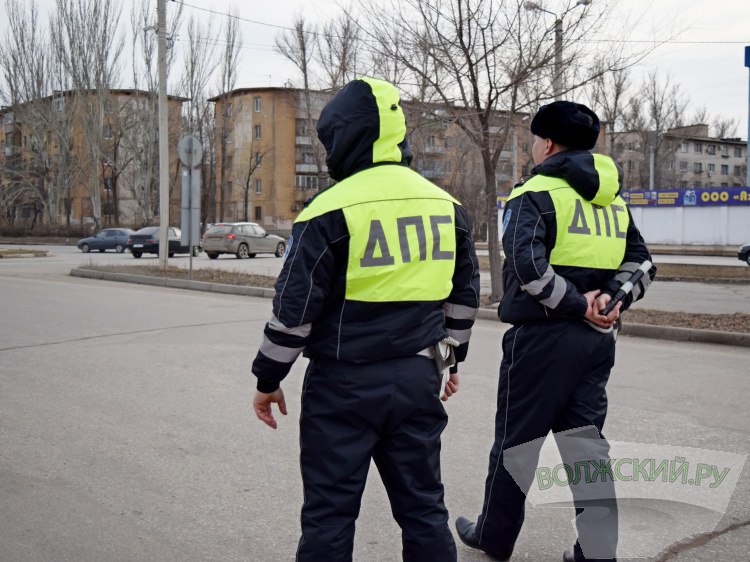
[
  {"xmin": 296, "ymin": 356, "xmax": 457, "ymax": 562},
  {"xmin": 476, "ymin": 320, "xmax": 618, "ymax": 562}
]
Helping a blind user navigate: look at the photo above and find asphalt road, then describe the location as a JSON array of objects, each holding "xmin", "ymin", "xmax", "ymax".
[
  {"xmin": 0, "ymin": 258, "xmax": 749, "ymax": 561},
  {"xmin": 3, "ymin": 244, "xmax": 750, "ymax": 315}
]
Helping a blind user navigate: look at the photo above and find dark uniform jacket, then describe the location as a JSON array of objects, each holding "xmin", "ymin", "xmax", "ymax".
[
  {"xmin": 252, "ymin": 78, "xmax": 480, "ymax": 392},
  {"xmin": 499, "ymin": 149, "xmax": 655, "ymax": 326}
]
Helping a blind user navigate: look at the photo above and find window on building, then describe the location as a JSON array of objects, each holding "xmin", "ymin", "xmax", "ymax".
[
  {"xmin": 3, "ymin": 111, "xmax": 13, "ymax": 124},
  {"xmin": 706, "ymin": 144, "xmax": 716, "ymax": 155},
  {"xmin": 734, "ymin": 165, "xmax": 741, "ymax": 176},
  {"xmin": 427, "ymin": 135, "xmax": 436, "ymax": 147},
  {"xmin": 693, "ymin": 162, "xmax": 703, "ymax": 173},
  {"xmin": 254, "ymin": 96, "xmax": 261, "ymax": 112},
  {"xmin": 721, "ymin": 146, "xmax": 729, "ymax": 157},
  {"xmin": 627, "ymin": 160, "xmax": 634, "ymax": 172},
  {"xmin": 735, "ymin": 147, "xmax": 743, "ymax": 157},
  {"xmin": 53, "ymin": 97, "xmax": 65, "ymax": 112},
  {"xmin": 708, "ymin": 163, "xmax": 716, "ymax": 173},
  {"xmin": 255, "ymin": 179, "xmax": 261, "ymax": 194},
  {"xmin": 667, "ymin": 161, "xmax": 674, "ymax": 170},
  {"xmin": 721, "ymin": 182, "xmax": 729, "ymax": 187},
  {"xmin": 226, "ymin": 155, "xmax": 233, "ymax": 170},
  {"xmin": 255, "ymin": 151, "xmax": 262, "ymax": 166},
  {"xmin": 296, "ymin": 175, "xmax": 319, "ymax": 189},
  {"xmin": 225, "ymin": 181, "xmax": 232, "ymax": 194},
  {"xmin": 694, "ymin": 142, "xmax": 703, "ymax": 153},
  {"xmin": 103, "ymin": 124, "xmax": 114, "ymax": 139},
  {"xmin": 721, "ymin": 164, "xmax": 729, "ymax": 175},
  {"xmin": 679, "ymin": 181, "xmax": 688, "ymax": 188},
  {"xmin": 680, "ymin": 143, "xmax": 688, "ymax": 153},
  {"xmin": 254, "ymin": 124, "xmax": 262, "ymax": 139},
  {"xmin": 223, "ymin": 131, "xmax": 232, "ymax": 144},
  {"xmin": 693, "ymin": 181, "xmax": 702, "ymax": 188},
  {"xmin": 679, "ymin": 161, "xmax": 688, "ymax": 171},
  {"xmin": 254, "ymin": 206, "xmax": 261, "ymax": 221},
  {"xmin": 226, "ymin": 103, "xmax": 233, "ymax": 117},
  {"xmin": 295, "ymin": 118, "xmax": 309, "ymax": 137}
]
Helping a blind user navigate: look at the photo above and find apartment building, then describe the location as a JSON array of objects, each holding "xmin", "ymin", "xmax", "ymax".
[
  {"xmin": 0, "ymin": 89, "xmax": 186, "ymax": 229},
  {"xmin": 210, "ymin": 87, "xmax": 332, "ymax": 232},
  {"xmin": 614, "ymin": 124, "xmax": 747, "ymax": 191}
]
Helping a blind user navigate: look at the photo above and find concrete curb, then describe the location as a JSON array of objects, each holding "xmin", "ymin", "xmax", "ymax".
[
  {"xmin": 71, "ymin": 268, "xmax": 750, "ymax": 348},
  {"xmin": 69, "ymin": 268, "xmax": 275, "ymax": 299},
  {"xmin": 0, "ymin": 252, "xmax": 49, "ymax": 259}
]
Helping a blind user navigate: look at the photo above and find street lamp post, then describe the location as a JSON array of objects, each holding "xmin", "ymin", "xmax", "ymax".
[{"xmin": 525, "ymin": 0, "xmax": 592, "ymax": 101}]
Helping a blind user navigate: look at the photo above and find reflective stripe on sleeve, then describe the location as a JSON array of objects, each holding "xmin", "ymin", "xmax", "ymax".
[
  {"xmin": 520, "ymin": 265, "xmax": 555, "ymax": 296},
  {"xmin": 259, "ymin": 337, "xmax": 304, "ymax": 363},
  {"xmin": 538, "ymin": 275, "xmax": 567, "ymax": 309},
  {"xmin": 447, "ymin": 328, "xmax": 472, "ymax": 344},
  {"xmin": 443, "ymin": 302, "xmax": 478, "ymax": 320},
  {"xmin": 268, "ymin": 315, "xmax": 312, "ymax": 338}
]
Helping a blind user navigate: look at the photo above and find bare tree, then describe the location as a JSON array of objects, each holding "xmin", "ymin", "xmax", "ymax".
[
  {"xmin": 51, "ymin": 0, "xmax": 124, "ymax": 231},
  {"xmin": 275, "ymin": 18, "xmax": 326, "ymax": 177},
  {"xmin": 586, "ymin": 67, "xmax": 630, "ymax": 156},
  {"xmin": 216, "ymin": 9, "xmax": 242, "ymax": 223},
  {"xmin": 622, "ymin": 71, "xmax": 688, "ymax": 189},
  {"xmin": 236, "ymin": 140, "xmax": 273, "ymax": 222},
  {"xmin": 0, "ymin": 0, "xmax": 81, "ymax": 229},
  {"xmin": 316, "ymin": 15, "xmax": 362, "ymax": 90},
  {"xmin": 179, "ymin": 14, "xmax": 219, "ymax": 224},
  {"xmin": 712, "ymin": 117, "xmax": 739, "ymax": 139}
]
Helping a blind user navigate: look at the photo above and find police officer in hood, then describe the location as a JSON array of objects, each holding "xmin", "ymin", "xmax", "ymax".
[
  {"xmin": 251, "ymin": 77, "xmax": 480, "ymax": 561},
  {"xmin": 455, "ymin": 101, "xmax": 655, "ymax": 562}
]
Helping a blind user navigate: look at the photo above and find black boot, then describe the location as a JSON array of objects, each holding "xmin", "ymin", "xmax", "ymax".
[{"xmin": 454, "ymin": 517, "xmax": 510, "ymax": 561}]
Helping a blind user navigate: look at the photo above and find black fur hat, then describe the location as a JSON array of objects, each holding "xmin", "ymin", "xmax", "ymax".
[{"xmin": 530, "ymin": 101, "xmax": 600, "ymax": 150}]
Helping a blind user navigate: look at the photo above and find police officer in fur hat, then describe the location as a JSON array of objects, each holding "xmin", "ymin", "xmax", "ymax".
[{"xmin": 455, "ymin": 101, "xmax": 656, "ymax": 562}]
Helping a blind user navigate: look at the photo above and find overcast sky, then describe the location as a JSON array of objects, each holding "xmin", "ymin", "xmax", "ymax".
[{"xmin": 2, "ymin": 0, "xmax": 749, "ymax": 139}]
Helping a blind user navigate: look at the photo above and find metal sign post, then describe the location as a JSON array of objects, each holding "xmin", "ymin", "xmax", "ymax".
[{"xmin": 178, "ymin": 136, "xmax": 203, "ymax": 279}]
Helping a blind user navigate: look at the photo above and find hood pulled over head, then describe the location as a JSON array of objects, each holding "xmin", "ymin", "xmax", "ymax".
[
  {"xmin": 532, "ymin": 150, "xmax": 622, "ymax": 206},
  {"xmin": 316, "ymin": 77, "xmax": 412, "ymax": 181}
]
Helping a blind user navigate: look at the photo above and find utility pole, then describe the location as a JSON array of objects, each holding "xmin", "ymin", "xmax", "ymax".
[
  {"xmin": 157, "ymin": 0, "xmax": 170, "ymax": 268},
  {"xmin": 553, "ymin": 18, "xmax": 563, "ymax": 101}
]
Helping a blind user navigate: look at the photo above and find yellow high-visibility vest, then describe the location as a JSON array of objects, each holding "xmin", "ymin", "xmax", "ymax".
[
  {"xmin": 297, "ymin": 165, "xmax": 459, "ymax": 302},
  {"xmin": 507, "ymin": 155, "xmax": 628, "ymax": 270}
]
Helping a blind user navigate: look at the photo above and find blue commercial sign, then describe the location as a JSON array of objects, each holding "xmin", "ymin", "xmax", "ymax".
[
  {"xmin": 745, "ymin": 45, "xmax": 750, "ymax": 68},
  {"xmin": 622, "ymin": 187, "xmax": 750, "ymax": 207}
]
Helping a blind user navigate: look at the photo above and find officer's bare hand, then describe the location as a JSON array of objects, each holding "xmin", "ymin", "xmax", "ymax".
[
  {"xmin": 441, "ymin": 372, "xmax": 459, "ymax": 402},
  {"xmin": 583, "ymin": 290, "xmax": 617, "ymax": 328},
  {"xmin": 595, "ymin": 292, "xmax": 621, "ymax": 324},
  {"xmin": 253, "ymin": 389, "xmax": 287, "ymax": 429}
]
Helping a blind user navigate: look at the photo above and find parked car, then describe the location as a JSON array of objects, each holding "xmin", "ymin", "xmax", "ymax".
[
  {"xmin": 77, "ymin": 228, "xmax": 135, "ymax": 253},
  {"xmin": 202, "ymin": 222, "xmax": 286, "ymax": 259},
  {"xmin": 126, "ymin": 226, "xmax": 201, "ymax": 258},
  {"xmin": 739, "ymin": 243, "xmax": 750, "ymax": 266}
]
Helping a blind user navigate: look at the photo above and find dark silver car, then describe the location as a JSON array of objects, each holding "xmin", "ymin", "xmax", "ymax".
[
  {"xmin": 202, "ymin": 222, "xmax": 286, "ymax": 259},
  {"xmin": 77, "ymin": 228, "xmax": 135, "ymax": 253}
]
